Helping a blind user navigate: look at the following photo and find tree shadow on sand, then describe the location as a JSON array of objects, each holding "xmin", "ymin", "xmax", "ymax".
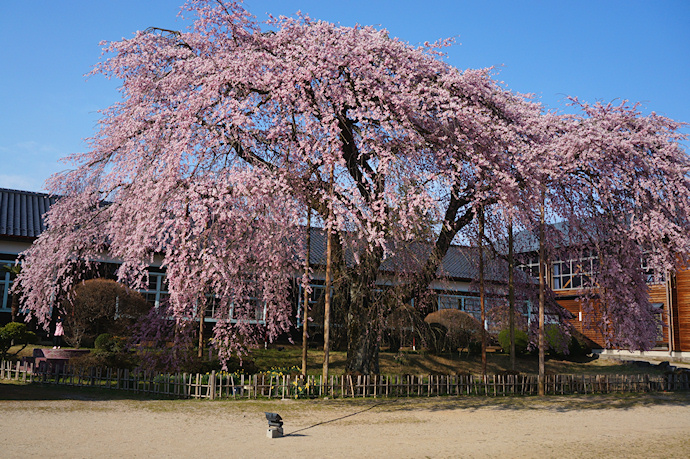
[
  {"xmin": 4, "ymin": 380, "xmax": 689, "ymax": 415},
  {"xmin": 367, "ymin": 392, "xmax": 690, "ymax": 413},
  {"xmin": 0, "ymin": 381, "xmax": 169, "ymax": 402}
]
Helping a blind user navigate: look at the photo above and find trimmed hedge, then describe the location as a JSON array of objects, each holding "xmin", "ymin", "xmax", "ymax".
[{"xmin": 497, "ymin": 329, "xmax": 529, "ymax": 355}]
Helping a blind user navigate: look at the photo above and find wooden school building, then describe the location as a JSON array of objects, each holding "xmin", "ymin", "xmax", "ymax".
[{"xmin": 2, "ymin": 187, "xmax": 689, "ymax": 359}]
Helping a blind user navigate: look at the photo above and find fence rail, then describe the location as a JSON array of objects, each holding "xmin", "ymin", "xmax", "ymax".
[{"xmin": 2, "ymin": 359, "xmax": 689, "ymax": 399}]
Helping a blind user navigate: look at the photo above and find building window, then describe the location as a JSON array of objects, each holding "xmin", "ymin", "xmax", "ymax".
[
  {"xmin": 437, "ymin": 294, "xmax": 483, "ymax": 321},
  {"xmin": 552, "ymin": 253, "xmax": 597, "ymax": 290},
  {"xmin": 236, "ymin": 286, "xmax": 266, "ymax": 322},
  {"xmin": 204, "ymin": 295, "xmax": 223, "ymax": 319},
  {"xmin": 518, "ymin": 255, "xmax": 541, "ymax": 279},
  {"xmin": 296, "ymin": 283, "xmax": 326, "ymax": 326},
  {"xmin": 641, "ymin": 255, "xmax": 664, "ymax": 284},
  {"xmin": 140, "ymin": 272, "xmax": 170, "ymax": 309},
  {"xmin": 207, "ymin": 288, "xmax": 266, "ymax": 323},
  {"xmin": 0, "ymin": 263, "xmax": 17, "ymax": 312},
  {"xmin": 140, "ymin": 274, "xmax": 266, "ymax": 323},
  {"xmin": 523, "ymin": 251, "xmax": 663, "ymax": 289},
  {"xmin": 0, "ymin": 271, "xmax": 9, "ymax": 311}
]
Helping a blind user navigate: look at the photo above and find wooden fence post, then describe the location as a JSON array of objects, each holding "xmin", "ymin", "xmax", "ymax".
[
  {"xmin": 210, "ymin": 371, "xmax": 216, "ymax": 400},
  {"xmin": 2, "ymin": 360, "xmax": 688, "ymax": 400}
]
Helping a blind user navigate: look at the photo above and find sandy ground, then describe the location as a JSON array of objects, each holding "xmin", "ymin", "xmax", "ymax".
[{"xmin": 1, "ymin": 390, "xmax": 690, "ymax": 458}]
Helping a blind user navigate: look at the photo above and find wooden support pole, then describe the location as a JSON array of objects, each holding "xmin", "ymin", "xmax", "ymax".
[
  {"xmin": 302, "ymin": 209, "xmax": 312, "ymax": 377},
  {"xmin": 322, "ymin": 165, "xmax": 334, "ymax": 393},
  {"xmin": 478, "ymin": 206, "xmax": 487, "ymax": 377},
  {"xmin": 538, "ymin": 192, "xmax": 546, "ymax": 397}
]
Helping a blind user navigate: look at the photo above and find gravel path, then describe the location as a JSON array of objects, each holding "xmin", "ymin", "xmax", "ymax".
[{"xmin": 1, "ymin": 391, "xmax": 689, "ymax": 458}]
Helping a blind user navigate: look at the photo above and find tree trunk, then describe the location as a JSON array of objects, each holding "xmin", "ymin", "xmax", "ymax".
[
  {"xmin": 345, "ymin": 248, "xmax": 384, "ymax": 374},
  {"xmin": 10, "ymin": 294, "xmax": 19, "ymax": 323},
  {"xmin": 345, "ymin": 317, "xmax": 380, "ymax": 374},
  {"xmin": 345, "ymin": 289, "xmax": 380, "ymax": 375}
]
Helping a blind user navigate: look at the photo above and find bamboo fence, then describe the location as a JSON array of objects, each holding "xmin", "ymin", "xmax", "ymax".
[{"xmin": 2, "ymin": 359, "xmax": 689, "ymax": 400}]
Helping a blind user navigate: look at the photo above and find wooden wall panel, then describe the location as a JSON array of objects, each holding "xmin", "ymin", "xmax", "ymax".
[
  {"xmin": 549, "ymin": 268, "xmax": 690, "ymax": 352},
  {"xmin": 673, "ymin": 269, "xmax": 690, "ymax": 352},
  {"xmin": 555, "ymin": 295, "xmax": 606, "ymax": 347},
  {"xmin": 648, "ymin": 284, "xmax": 670, "ymax": 346},
  {"xmin": 554, "ymin": 284, "xmax": 673, "ymax": 350},
  {"xmin": 647, "ymin": 284, "xmax": 667, "ymax": 305}
]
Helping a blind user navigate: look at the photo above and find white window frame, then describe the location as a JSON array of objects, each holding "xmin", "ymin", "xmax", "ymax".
[
  {"xmin": 641, "ymin": 255, "xmax": 664, "ymax": 284},
  {"xmin": 436, "ymin": 293, "xmax": 484, "ymax": 321},
  {"xmin": 551, "ymin": 254, "xmax": 597, "ymax": 290},
  {"xmin": 296, "ymin": 283, "xmax": 328, "ymax": 327},
  {"xmin": 0, "ymin": 269, "xmax": 10, "ymax": 311},
  {"xmin": 140, "ymin": 272, "xmax": 169, "ymax": 309}
]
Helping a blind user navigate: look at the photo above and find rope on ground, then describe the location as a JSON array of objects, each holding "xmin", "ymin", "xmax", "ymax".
[{"xmin": 284, "ymin": 399, "xmax": 399, "ymax": 436}]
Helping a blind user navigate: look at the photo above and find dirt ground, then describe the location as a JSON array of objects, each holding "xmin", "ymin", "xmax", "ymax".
[{"xmin": 1, "ymin": 385, "xmax": 690, "ymax": 458}]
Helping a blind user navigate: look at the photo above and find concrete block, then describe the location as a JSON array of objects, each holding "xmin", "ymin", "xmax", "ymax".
[{"xmin": 266, "ymin": 427, "xmax": 283, "ymax": 438}]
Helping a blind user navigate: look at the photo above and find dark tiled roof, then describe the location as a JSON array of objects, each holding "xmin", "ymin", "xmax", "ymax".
[
  {"xmin": 440, "ymin": 245, "xmax": 485, "ymax": 280},
  {"xmin": 513, "ymin": 221, "xmax": 596, "ymax": 253},
  {"xmin": 401, "ymin": 243, "xmax": 508, "ymax": 282},
  {"xmin": 306, "ymin": 228, "xmax": 507, "ymax": 281},
  {"xmin": 306, "ymin": 227, "xmax": 328, "ymax": 267},
  {"xmin": 0, "ymin": 188, "xmax": 508, "ymax": 282},
  {"xmin": 0, "ymin": 188, "xmax": 57, "ymax": 238}
]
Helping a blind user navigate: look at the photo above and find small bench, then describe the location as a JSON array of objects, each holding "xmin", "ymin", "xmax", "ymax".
[{"xmin": 29, "ymin": 348, "xmax": 91, "ymax": 373}]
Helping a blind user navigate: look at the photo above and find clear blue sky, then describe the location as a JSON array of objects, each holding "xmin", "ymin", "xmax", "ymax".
[{"xmin": 1, "ymin": 0, "xmax": 688, "ymax": 192}]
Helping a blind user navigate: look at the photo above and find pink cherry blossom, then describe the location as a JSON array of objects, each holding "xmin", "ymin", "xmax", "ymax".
[{"xmin": 13, "ymin": 1, "xmax": 690, "ymax": 371}]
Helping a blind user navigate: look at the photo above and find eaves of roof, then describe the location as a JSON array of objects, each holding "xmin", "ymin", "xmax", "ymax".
[{"xmin": 0, "ymin": 188, "xmax": 57, "ymax": 239}]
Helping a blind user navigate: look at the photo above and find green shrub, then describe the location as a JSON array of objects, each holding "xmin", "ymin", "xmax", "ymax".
[
  {"xmin": 468, "ymin": 341, "xmax": 482, "ymax": 356},
  {"xmin": 95, "ymin": 333, "xmax": 114, "ymax": 350},
  {"xmin": 70, "ymin": 350, "xmax": 140, "ymax": 372},
  {"xmin": 426, "ymin": 322, "xmax": 448, "ymax": 355},
  {"xmin": 497, "ymin": 329, "xmax": 529, "ymax": 355},
  {"xmin": 568, "ymin": 337, "xmax": 584, "ymax": 357},
  {"xmin": 94, "ymin": 333, "xmax": 129, "ymax": 353},
  {"xmin": 545, "ymin": 324, "xmax": 570, "ymax": 356},
  {"xmin": 101, "ymin": 351, "xmax": 139, "ymax": 370},
  {"xmin": 567, "ymin": 333, "xmax": 592, "ymax": 357},
  {"xmin": 0, "ymin": 322, "xmax": 38, "ymax": 361},
  {"xmin": 545, "ymin": 324, "xmax": 591, "ymax": 358},
  {"xmin": 61, "ymin": 278, "xmax": 149, "ymax": 348},
  {"xmin": 423, "ymin": 309, "xmax": 483, "ymax": 356},
  {"xmin": 68, "ymin": 353, "xmax": 100, "ymax": 372}
]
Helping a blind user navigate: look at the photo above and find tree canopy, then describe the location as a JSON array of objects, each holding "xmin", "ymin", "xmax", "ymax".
[{"xmin": 14, "ymin": 0, "xmax": 690, "ymax": 372}]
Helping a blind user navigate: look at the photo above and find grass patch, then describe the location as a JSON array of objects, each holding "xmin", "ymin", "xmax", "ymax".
[
  {"xmin": 252, "ymin": 345, "xmax": 665, "ymax": 376},
  {"xmin": 6, "ymin": 343, "xmax": 53, "ymax": 359},
  {"xmin": 8, "ymin": 343, "xmax": 668, "ymax": 377},
  {"xmin": 0, "ymin": 380, "xmax": 156, "ymax": 402}
]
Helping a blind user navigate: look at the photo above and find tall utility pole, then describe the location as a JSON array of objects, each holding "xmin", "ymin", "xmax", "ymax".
[
  {"xmin": 301, "ymin": 208, "xmax": 312, "ymax": 377},
  {"xmin": 478, "ymin": 206, "xmax": 487, "ymax": 377},
  {"xmin": 508, "ymin": 216, "xmax": 516, "ymax": 371},
  {"xmin": 538, "ymin": 192, "xmax": 546, "ymax": 396},
  {"xmin": 322, "ymin": 165, "xmax": 334, "ymax": 392}
]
